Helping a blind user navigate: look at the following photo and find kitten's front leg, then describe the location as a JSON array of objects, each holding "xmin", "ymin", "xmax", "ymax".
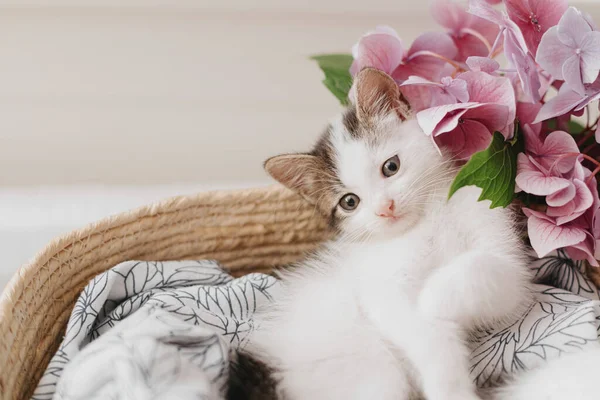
[
  {"xmin": 417, "ymin": 250, "xmax": 531, "ymax": 328},
  {"xmin": 362, "ymin": 288, "xmax": 480, "ymax": 400},
  {"xmin": 404, "ymin": 319, "xmax": 480, "ymax": 400}
]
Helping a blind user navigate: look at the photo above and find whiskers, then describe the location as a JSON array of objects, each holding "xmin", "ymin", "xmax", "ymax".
[
  {"xmin": 394, "ymin": 159, "xmax": 460, "ymax": 213},
  {"xmin": 339, "ymin": 219, "xmax": 380, "ymax": 243}
]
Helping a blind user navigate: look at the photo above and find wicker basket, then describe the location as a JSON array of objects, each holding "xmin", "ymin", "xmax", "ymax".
[{"xmin": 0, "ymin": 186, "xmax": 331, "ymax": 400}]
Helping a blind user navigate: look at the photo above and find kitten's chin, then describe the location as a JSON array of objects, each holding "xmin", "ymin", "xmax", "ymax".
[{"xmin": 367, "ymin": 212, "xmax": 423, "ymax": 241}]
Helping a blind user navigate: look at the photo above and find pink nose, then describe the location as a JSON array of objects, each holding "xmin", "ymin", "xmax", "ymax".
[{"xmin": 376, "ymin": 200, "xmax": 396, "ymax": 217}]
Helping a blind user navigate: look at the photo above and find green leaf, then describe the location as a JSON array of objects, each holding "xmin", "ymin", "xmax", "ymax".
[
  {"xmin": 448, "ymin": 131, "xmax": 523, "ymax": 209},
  {"xmin": 568, "ymin": 119, "xmax": 586, "ymax": 134},
  {"xmin": 311, "ymin": 54, "xmax": 353, "ymax": 105}
]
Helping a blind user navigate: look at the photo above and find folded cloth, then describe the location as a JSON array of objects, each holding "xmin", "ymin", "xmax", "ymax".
[
  {"xmin": 33, "ymin": 260, "xmax": 278, "ymax": 400},
  {"xmin": 33, "ymin": 251, "xmax": 600, "ymax": 399}
]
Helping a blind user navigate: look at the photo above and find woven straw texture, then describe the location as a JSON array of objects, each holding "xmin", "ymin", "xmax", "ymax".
[{"xmin": 0, "ymin": 185, "xmax": 331, "ymax": 400}]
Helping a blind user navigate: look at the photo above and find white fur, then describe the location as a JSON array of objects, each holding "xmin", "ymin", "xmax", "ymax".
[
  {"xmin": 250, "ymin": 116, "xmax": 532, "ymax": 399},
  {"xmin": 492, "ymin": 345, "xmax": 600, "ymax": 400}
]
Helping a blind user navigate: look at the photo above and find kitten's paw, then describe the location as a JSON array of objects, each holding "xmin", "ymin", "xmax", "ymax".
[{"xmin": 417, "ymin": 280, "xmax": 455, "ymax": 322}]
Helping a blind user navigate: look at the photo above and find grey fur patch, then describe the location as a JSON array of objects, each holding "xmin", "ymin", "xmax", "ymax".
[
  {"xmin": 226, "ymin": 350, "xmax": 280, "ymax": 400},
  {"xmin": 342, "ymin": 108, "xmax": 361, "ymax": 139}
]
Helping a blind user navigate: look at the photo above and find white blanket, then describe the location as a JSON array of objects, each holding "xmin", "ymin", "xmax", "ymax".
[{"xmin": 33, "ymin": 251, "xmax": 600, "ymax": 399}]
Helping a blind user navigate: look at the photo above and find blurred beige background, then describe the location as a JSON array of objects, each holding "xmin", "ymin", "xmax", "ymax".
[
  {"xmin": 1, "ymin": 0, "xmax": 599, "ymax": 286},
  {"xmin": 0, "ymin": 0, "xmax": 438, "ymax": 187},
  {"xmin": 1, "ymin": 0, "xmax": 599, "ymax": 186}
]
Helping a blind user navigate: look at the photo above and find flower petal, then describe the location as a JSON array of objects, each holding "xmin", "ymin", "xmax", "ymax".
[
  {"xmin": 350, "ymin": 28, "xmax": 405, "ymax": 76},
  {"xmin": 468, "ymin": 8, "xmax": 501, "ymax": 46},
  {"xmin": 515, "ymin": 153, "xmax": 571, "ymax": 196},
  {"xmin": 435, "ymin": 118, "xmax": 493, "ymax": 158},
  {"xmin": 509, "ymin": 47, "xmax": 542, "ymax": 103},
  {"xmin": 394, "ymin": 33, "xmax": 458, "ymax": 82},
  {"xmin": 400, "ymin": 75, "xmax": 441, "ymax": 87},
  {"xmin": 432, "ymin": 0, "xmax": 469, "ymax": 32},
  {"xmin": 546, "ymin": 183, "xmax": 576, "ymax": 207},
  {"xmin": 522, "ymin": 125, "xmax": 544, "ymax": 158},
  {"xmin": 504, "ymin": 0, "xmax": 532, "ymax": 27},
  {"xmin": 526, "ymin": 211, "xmax": 588, "ymax": 257},
  {"xmin": 580, "ymin": 31, "xmax": 600, "ymax": 84},
  {"xmin": 523, "ymin": 207, "xmax": 554, "ymax": 222},
  {"xmin": 517, "ymin": 102, "xmax": 543, "ymax": 136},
  {"xmin": 408, "ymin": 31, "xmax": 458, "ymax": 60},
  {"xmin": 463, "ymin": 103, "xmax": 510, "ymax": 134},
  {"xmin": 567, "ymin": 237, "xmax": 598, "ymax": 266},
  {"xmin": 557, "ymin": 7, "xmax": 592, "ymax": 49},
  {"xmin": 552, "ymin": 179, "xmax": 595, "ymax": 225},
  {"xmin": 416, "ymin": 102, "xmax": 480, "ymax": 137},
  {"xmin": 400, "ymin": 76, "xmax": 467, "ymax": 110},
  {"xmin": 443, "ymin": 77, "xmax": 470, "ymax": 103},
  {"xmin": 468, "ymin": 0, "xmax": 504, "ymax": 26},
  {"xmin": 459, "ymin": 71, "xmax": 515, "ymax": 108},
  {"xmin": 392, "ymin": 61, "xmax": 443, "ymax": 84},
  {"xmin": 459, "ymin": 71, "xmax": 516, "ymax": 134},
  {"xmin": 538, "ymin": 130, "xmax": 580, "ymax": 174},
  {"xmin": 536, "ymin": 26, "xmax": 575, "ymax": 81},
  {"xmin": 505, "ymin": 0, "xmax": 568, "ymax": 54},
  {"xmin": 582, "ymin": 10, "xmax": 599, "ymax": 31},
  {"xmin": 453, "ymin": 33, "xmax": 492, "ymax": 61},
  {"xmin": 562, "ymin": 54, "xmax": 585, "ymax": 96},
  {"xmin": 398, "ymin": 85, "xmax": 434, "ymax": 113},
  {"xmin": 371, "ymin": 25, "xmax": 400, "ymax": 37},
  {"xmin": 435, "ymin": 0, "xmax": 498, "ymax": 61},
  {"xmin": 466, "ymin": 56, "xmax": 500, "ymax": 73},
  {"xmin": 533, "ymin": 83, "xmax": 585, "ymax": 123}
]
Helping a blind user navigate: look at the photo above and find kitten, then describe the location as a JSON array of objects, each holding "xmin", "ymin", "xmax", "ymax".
[{"xmin": 242, "ymin": 68, "xmax": 533, "ymax": 400}]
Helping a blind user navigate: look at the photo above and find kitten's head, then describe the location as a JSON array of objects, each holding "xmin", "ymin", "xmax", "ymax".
[{"xmin": 265, "ymin": 68, "xmax": 452, "ymax": 240}]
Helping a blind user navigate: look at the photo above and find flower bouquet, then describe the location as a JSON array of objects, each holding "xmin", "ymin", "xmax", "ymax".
[{"xmin": 312, "ymin": 0, "xmax": 600, "ymax": 268}]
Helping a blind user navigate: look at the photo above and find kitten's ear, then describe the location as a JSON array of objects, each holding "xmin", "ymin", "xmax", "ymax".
[
  {"xmin": 264, "ymin": 154, "xmax": 322, "ymax": 203},
  {"xmin": 354, "ymin": 67, "xmax": 410, "ymax": 122}
]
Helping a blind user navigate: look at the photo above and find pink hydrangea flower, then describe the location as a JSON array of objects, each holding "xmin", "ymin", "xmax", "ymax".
[
  {"xmin": 399, "ymin": 75, "xmax": 468, "ymax": 112},
  {"xmin": 546, "ymin": 163, "xmax": 594, "ymax": 225},
  {"xmin": 431, "ymin": 0, "xmax": 499, "ymax": 62},
  {"xmin": 469, "ymin": 0, "xmax": 542, "ymax": 102},
  {"xmin": 504, "ymin": 0, "xmax": 568, "ymax": 55},
  {"xmin": 534, "ymin": 76, "xmax": 600, "ymax": 123},
  {"xmin": 350, "ymin": 26, "xmax": 457, "ymax": 83},
  {"xmin": 466, "ymin": 56, "xmax": 500, "ymax": 73},
  {"xmin": 520, "ymin": 129, "xmax": 580, "ymax": 175},
  {"xmin": 516, "ymin": 153, "xmax": 571, "ymax": 197},
  {"xmin": 392, "ymin": 32, "xmax": 459, "ymax": 82},
  {"xmin": 341, "ymin": 1, "xmax": 600, "ymax": 266},
  {"xmin": 523, "ymin": 166, "xmax": 599, "ymax": 265},
  {"xmin": 516, "ymin": 127, "xmax": 597, "ymax": 263},
  {"xmin": 350, "ymin": 26, "xmax": 404, "ymax": 78},
  {"xmin": 516, "ymin": 102, "xmax": 542, "ymax": 136},
  {"xmin": 536, "ymin": 7, "xmax": 600, "ymax": 96},
  {"xmin": 416, "ymin": 71, "xmax": 515, "ymax": 158},
  {"xmin": 524, "ymin": 207, "xmax": 596, "ymax": 264}
]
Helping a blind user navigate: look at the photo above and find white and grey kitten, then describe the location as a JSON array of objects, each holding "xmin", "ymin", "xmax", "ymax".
[{"xmin": 232, "ymin": 69, "xmax": 596, "ymax": 400}]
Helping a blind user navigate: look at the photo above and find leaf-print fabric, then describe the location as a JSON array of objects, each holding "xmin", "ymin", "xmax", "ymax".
[
  {"xmin": 33, "ymin": 253, "xmax": 600, "ymax": 399},
  {"xmin": 33, "ymin": 260, "xmax": 277, "ymax": 400}
]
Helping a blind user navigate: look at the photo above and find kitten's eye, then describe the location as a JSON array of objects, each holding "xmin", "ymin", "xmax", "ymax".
[
  {"xmin": 339, "ymin": 193, "xmax": 360, "ymax": 211},
  {"xmin": 382, "ymin": 155, "xmax": 400, "ymax": 177}
]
